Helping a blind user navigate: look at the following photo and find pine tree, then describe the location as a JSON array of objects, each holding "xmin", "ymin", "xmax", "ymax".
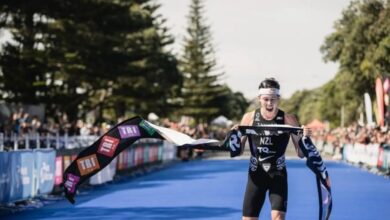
[
  {"xmin": 0, "ymin": 0, "xmax": 182, "ymax": 121},
  {"xmin": 0, "ymin": 1, "xmax": 50, "ymax": 105},
  {"xmin": 110, "ymin": 2, "xmax": 182, "ymax": 119},
  {"xmin": 179, "ymin": 0, "xmax": 228, "ymax": 122}
]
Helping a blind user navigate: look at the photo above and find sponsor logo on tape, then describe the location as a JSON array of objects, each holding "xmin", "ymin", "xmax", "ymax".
[
  {"xmin": 276, "ymin": 155, "xmax": 286, "ymax": 170},
  {"xmin": 245, "ymin": 129, "xmax": 258, "ymax": 136},
  {"xmin": 98, "ymin": 136, "xmax": 120, "ymax": 157},
  {"xmin": 77, "ymin": 154, "xmax": 100, "ymax": 176},
  {"xmin": 250, "ymin": 156, "xmax": 258, "ymax": 171},
  {"xmin": 64, "ymin": 173, "xmax": 80, "ymax": 193},
  {"xmin": 118, "ymin": 125, "xmax": 141, "ymax": 139},
  {"xmin": 139, "ymin": 120, "xmax": 156, "ymax": 135},
  {"xmin": 229, "ymin": 132, "xmax": 241, "ymax": 152}
]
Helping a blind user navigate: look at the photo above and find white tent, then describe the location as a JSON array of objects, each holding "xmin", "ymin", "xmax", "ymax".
[
  {"xmin": 211, "ymin": 115, "xmax": 232, "ymax": 127},
  {"xmin": 148, "ymin": 112, "xmax": 159, "ymax": 121}
]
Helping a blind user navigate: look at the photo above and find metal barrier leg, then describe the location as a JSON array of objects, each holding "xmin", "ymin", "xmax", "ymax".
[
  {"xmin": 37, "ymin": 133, "xmax": 40, "ymax": 149},
  {"xmin": 56, "ymin": 132, "xmax": 60, "ymax": 149},
  {"xmin": 0, "ymin": 133, "xmax": 3, "ymax": 151},
  {"xmin": 46, "ymin": 133, "xmax": 51, "ymax": 148},
  {"xmin": 25, "ymin": 134, "xmax": 30, "ymax": 150},
  {"xmin": 13, "ymin": 133, "xmax": 18, "ymax": 150}
]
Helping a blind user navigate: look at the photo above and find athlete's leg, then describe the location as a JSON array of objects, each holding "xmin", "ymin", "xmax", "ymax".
[
  {"xmin": 242, "ymin": 217, "xmax": 259, "ymax": 220},
  {"xmin": 242, "ymin": 172, "xmax": 267, "ymax": 219},
  {"xmin": 269, "ymin": 170, "xmax": 288, "ymax": 220},
  {"xmin": 271, "ymin": 210, "xmax": 286, "ymax": 220}
]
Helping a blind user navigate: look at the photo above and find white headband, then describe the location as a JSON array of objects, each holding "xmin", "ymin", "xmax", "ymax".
[{"xmin": 258, "ymin": 88, "xmax": 280, "ymax": 96}]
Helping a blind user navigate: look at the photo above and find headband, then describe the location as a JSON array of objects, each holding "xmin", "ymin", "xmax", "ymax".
[{"xmin": 258, "ymin": 88, "xmax": 280, "ymax": 96}]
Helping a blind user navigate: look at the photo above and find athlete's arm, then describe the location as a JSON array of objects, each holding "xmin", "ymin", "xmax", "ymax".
[
  {"xmin": 285, "ymin": 113, "xmax": 305, "ymax": 158},
  {"xmin": 231, "ymin": 111, "xmax": 254, "ymax": 155},
  {"xmin": 240, "ymin": 111, "xmax": 254, "ymax": 145}
]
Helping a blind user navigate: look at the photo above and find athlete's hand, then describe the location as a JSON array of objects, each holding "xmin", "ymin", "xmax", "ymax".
[
  {"xmin": 303, "ymin": 126, "xmax": 312, "ymax": 137},
  {"xmin": 230, "ymin": 124, "xmax": 239, "ymax": 130}
]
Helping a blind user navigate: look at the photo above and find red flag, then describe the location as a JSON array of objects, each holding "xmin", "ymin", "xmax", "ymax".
[{"xmin": 376, "ymin": 78, "xmax": 385, "ymax": 127}]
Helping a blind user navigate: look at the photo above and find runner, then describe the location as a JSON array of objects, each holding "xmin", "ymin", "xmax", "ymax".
[{"xmin": 233, "ymin": 78, "xmax": 311, "ymax": 220}]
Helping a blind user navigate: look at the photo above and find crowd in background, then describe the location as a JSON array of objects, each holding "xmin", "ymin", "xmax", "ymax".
[
  {"xmin": 312, "ymin": 123, "xmax": 390, "ymax": 157},
  {"xmin": 159, "ymin": 118, "xmax": 229, "ymax": 160},
  {"xmin": 314, "ymin": 123, "xmax": 389, "ymax": 144},
  {"xmin": 10, "ymin": 108, "xmax": 390, "ymax": 163},
  {"xmin": 160, "ymin": 118, "xmax": 228, "ymax": 140},
  {"xmin": 0, "ymin": 109, "xmax": 229, "ymax": 160},
  {"xmin": 4, "ymin": 108, "xmax": 390, "ymax": 149},
  {"xmin": 0, "ymin": 109, "xmax": 111, "ymax": 137},
  {"xmin": 4, "ymin": 108, "xmax": 389, "ymax": 147},
  {"xmin": 1, "ymin": 109, "xmax": 229, "ymax": 138}
]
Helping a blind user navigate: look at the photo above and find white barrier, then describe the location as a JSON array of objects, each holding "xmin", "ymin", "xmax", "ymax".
[
  {"xmin": 356, "ymin": 144, "xmax": 366, "ymax": 164},
  {"xmin": 342, "ymin": 143, "xmax": 380, "ymax": 168},
  {"xmin": 90, "ymin": 158, "xmax": 118, "ymax": 185},
  {"xmin": 366, "ymin": 144, "xmax": 380, "ymax": 167},
  {"xmin": 343, "ymin": 144, "xmax": 354, "ymax": 163},
  {"xmin": 385, "ymin": 150, "xmax": 390, "ymax": 170},
  {"xmin": 162, "ymin": 141, "xmax": 176, "ymax": 162},
  {"xmin": 0, "ymin": 132, "xmax": 100, "ymax": 150},
  {"xmin": 324, "ymin": 143, "xmax": 334, "ymax": 155},
  {"xmin": 315, "ymin": 138, "xmax": 384, "ymax": 170},
  {"xmin": 63, "ymin": 135, "xmax": 99, "ymax": 149},
  {"xmin": 315, "ymin": 140, "xmax": 324, "ymax": 151}
]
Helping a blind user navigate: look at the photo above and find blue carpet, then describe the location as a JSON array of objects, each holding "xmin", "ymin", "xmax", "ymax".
[{"xmin": 4, "ymin": 159, "xmax": 390, "ymax": 219}]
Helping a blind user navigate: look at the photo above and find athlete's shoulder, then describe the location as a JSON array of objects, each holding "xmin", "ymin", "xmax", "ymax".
[
  {"xmin": 240, "ymin": 111, "xmax": 255, "ymax": 126},
  {"xmin": 284, "ymin": 112, "xmax": 300, "ymax": 126}
]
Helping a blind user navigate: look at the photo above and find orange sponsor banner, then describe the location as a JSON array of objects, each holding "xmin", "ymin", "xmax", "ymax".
[
  {"xmin": 77, "ymin": 154, "xmax": 100, "ymax": 176},
  {"xmin": 63, "ymin": 156, "xmax": 71, "ymax": 170},
  {"xmin": 376, "ymin": 77, "xmax": 385, "ymax": 126}
]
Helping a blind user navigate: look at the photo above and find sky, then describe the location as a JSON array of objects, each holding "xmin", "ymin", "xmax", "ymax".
[{"xmin": 158, "ymin": 0, "xmax": 353, "ymax": 99}]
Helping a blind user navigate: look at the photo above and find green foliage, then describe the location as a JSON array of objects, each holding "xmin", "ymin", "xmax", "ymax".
[
  {"xmin": 0, "ymin": 1, "xmax": 51, "ymax": 105},
  {"xmin": 284, "ymin": 0, "xmax": 390, "ymax": 128},
  {"xmin": 0, "ymin": 0, "xmax": 181, "ymax": 121},
  {"xmin": 319, "ymin": 0, "xmax": 390, "ymax": 127},
  {"xmin": 179, "ymin": 0, "xmax": 231, "ymax": 122},
  {"xmin": 280, "ymin": 89, "xmax": 321, "ymax": 125},
  {"xmin": 109, "ymin": 2, "xmax": 182, "ymax": 119},
  {"xmin": 213, "ymin": 86, "xmax": 249, "ymax": 120}
]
